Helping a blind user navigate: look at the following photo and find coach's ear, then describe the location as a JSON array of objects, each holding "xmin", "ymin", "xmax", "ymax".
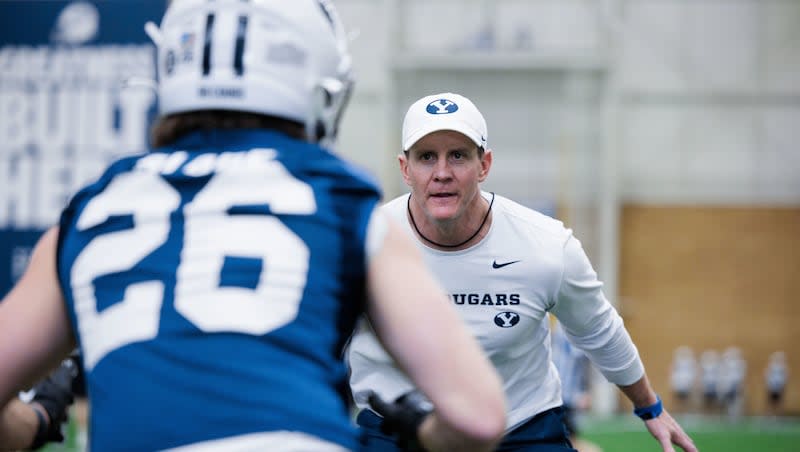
[
  {"xmin": 478, "ymin": 149, "xmax": 492, "ymax": 183},
  {"xmin": 398, "ymin": 152, "xmax": 412, "ymax": 187}
]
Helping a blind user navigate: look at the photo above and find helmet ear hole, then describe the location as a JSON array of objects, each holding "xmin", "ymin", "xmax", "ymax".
[
  {"xmin": 315, "ymin": 120, "xmax": 326, "ymax": 143},
  {"xmin": 306, "ymin": 76, "xmax": 353, "ymax": 149}
]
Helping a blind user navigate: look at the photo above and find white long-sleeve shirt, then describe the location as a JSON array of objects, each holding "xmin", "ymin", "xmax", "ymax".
[{"xmin": 347, "ymin": 192, "xmax": 644, "ymax": 431}]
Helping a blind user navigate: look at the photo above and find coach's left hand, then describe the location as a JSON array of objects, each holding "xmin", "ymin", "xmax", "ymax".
[{"xmin": 644, "ymin": 408, "xmax": 698, "ymax": 452}]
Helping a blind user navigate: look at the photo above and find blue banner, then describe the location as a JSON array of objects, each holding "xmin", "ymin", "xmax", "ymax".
[{"xmin": 0, "ymin": 1, "xmax": 166, "ymax": 297}]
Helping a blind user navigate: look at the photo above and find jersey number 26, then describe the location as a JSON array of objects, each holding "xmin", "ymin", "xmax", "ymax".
[{"xmin": 70, "ymin": 155, "xmax": 316, "ymax": 370}]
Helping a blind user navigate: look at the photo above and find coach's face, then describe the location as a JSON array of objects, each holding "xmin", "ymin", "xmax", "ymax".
[{"xmin": 399, "ymin": 130, "xmax": 492, "ymax": 224}]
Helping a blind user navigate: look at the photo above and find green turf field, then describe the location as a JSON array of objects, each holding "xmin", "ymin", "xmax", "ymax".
[
  {"xmin": 43, "ymin": 414, "xmax": 800, "ymax": 451},
  {"xmin": 581, "ymin": 415, "xmax": 800, "ymax": 452}
]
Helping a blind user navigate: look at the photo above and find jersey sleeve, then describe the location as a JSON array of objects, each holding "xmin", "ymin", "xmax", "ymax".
[
  {"xmin": 549, "ymin": 234, "xmax": 644, "ymax": 386},
  {"xmin": 364, "ymin": 207, "xmax": 389, "ymax": 266}
]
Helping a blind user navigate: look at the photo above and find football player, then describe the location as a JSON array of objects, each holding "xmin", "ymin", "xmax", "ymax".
[{"xmin": 0, "ymin": 2, "xmax": 506, "ymax": 451}]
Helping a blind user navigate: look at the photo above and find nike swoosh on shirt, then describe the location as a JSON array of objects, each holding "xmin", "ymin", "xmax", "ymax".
[{"xmin": 492, "ymin": 260, "xmax": 520, "ymax": 269}]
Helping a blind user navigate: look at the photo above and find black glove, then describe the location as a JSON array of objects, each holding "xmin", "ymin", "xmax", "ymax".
[
  {"xmin": 367, "ymin": 390, "xmax": 432, "ymax": 452},
  {"xmin": 28, "ymin": 356, "xmax": 78, "ymax": 450}
]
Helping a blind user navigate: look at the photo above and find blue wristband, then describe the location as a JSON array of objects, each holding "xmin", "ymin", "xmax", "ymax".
[{"xmin": 633, "ymin": 395, "xmax": 663, "ymax": 420}]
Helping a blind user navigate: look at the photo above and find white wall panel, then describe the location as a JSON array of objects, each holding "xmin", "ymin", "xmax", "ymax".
[
  {"xmin": 684, "ymin": 1, "xmax": 759, "ymax": 91},
  {"xmin": 336, "ymin": 0, "xmax": 389, "ymax": 93},
  {"xmin": 617, "ymin": 0, "xmax": 799, "ymax": 204},
  {"xmin": 620, "ymin": 102, "xmax": 800, "ymax": 204},
  {"xmin": 683, "ymin": 107, "xmax": 756, "ymax": 182},
  {"xmin": 336, "ymin": 93, "xmax": 390, "ymax": 187},
  {"xmin": 761, "ymin": 107, "xmax": 800, "ymax": 198},
  {"xmin": 403, "ymin": 1, "xmax": 489, "ymax": 53},
  {"xmin": 622, "ymin": 105, "xmax": 684, "ymax": 186},
  {"xmin": 400, "ymin": 0, "xmax": 601, "ymax": 54},
  {"xmin": 619, "ymin": 2, "xmax": 688, "ymax": 91},
  {"xmin": 622, "ymin": 1, "xmax": 760, "ymax": 92},
  {"xmin": 494, "ymin": 1, "xmax": 601, "ymax": 52},
  {"xmin": 764, "ymin": 2, "xmax": 800, "ymax": 92}
]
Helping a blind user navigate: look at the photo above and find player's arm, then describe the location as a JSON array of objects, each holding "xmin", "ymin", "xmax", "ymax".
[
  {"xmin": 0, "ymin": 227, "xmax": 76, "ymax": 449},
  {"xmin": 0, "ymin": 356, "xmax": 77, "ymax": 451},
  {"xmin": 0, "ymin": 399, "xmax": 40, "ymax": 451},
  {"xmin": 364, "ymin": 213, "xmax": 506, "ymax": 452}
]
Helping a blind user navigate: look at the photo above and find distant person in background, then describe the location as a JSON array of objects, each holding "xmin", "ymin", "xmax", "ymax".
[
  {"xmin": 551, "ymin": 320, "xmax": 603, "ymax": 452},
  {"xmin": 719, "ymin": 347, "xmax": 747, "ymax": 419},
  {"xmin": 669, "ymin": 346, "xmax": 697, "ymax": 412},
  {"xmin": 764, "ymin": 351, "xmax": 788, "ymax": 417},
  {"xmin": 700, "ymin": 350, "xmax": 721, "ymax": 411}
]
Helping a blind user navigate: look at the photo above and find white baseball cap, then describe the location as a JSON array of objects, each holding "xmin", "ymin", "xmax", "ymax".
[{"xmin": 401, "ymin": 92, "xmax": 488, "ymax": 151}]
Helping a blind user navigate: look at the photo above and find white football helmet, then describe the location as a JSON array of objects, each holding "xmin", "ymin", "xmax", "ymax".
[{"xmin": 146, "ymin": 0, "xmax": 353, "ymax": 146}]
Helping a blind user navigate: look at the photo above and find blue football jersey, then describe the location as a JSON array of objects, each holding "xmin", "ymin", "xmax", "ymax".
[{"xmin": 56, "ymin": 130, "xmax": 381, "ymax": 451}]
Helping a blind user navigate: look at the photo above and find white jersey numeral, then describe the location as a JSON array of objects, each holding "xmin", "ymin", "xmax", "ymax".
[
  {"xmin": 71, "ymin": 160, "xmax": 316, "ymax": 370},
  {"xmin": 175, "ymin": 167, "xmax": 314, "ymax": 334}
]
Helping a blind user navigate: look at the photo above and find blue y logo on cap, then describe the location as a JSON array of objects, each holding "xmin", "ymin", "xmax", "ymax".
[{"xmin": 426, "ymin": 99, "xmax": 458, "ymax": 114}]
